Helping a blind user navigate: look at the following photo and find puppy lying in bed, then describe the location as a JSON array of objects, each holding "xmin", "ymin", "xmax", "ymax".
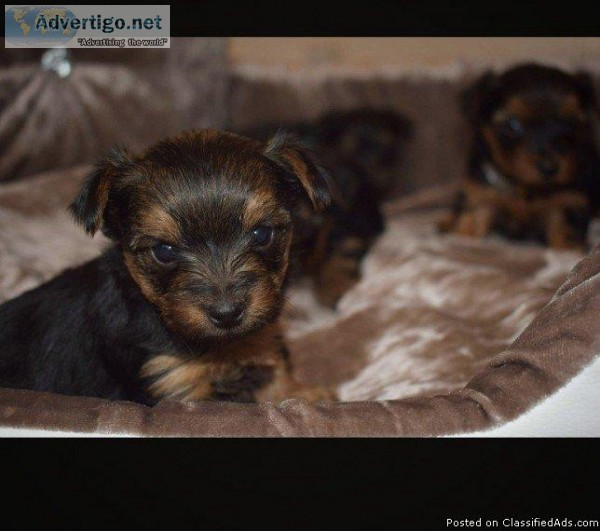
[
  {"xmin": 441, "ymin": 63, "xmax": 600, "ymax": 250},
  {"xmin": 0, "ymin": 130, "xmax": 336, "ymax": 404}
]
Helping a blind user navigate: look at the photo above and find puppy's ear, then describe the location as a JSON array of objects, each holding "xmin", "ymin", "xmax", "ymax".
[
  {"xmin": 573, "ymin": 71, "xmax": 597, "ymax": 113},
  {"xmin": 461, "ymin": 70, "xmax": 497, "ymax": 125},
  {"xmin": 264, "ymin": 133, "xmax": 333, "ymax": 212},
  {"xmin": 69, "ymin": 147, "xmax": 132, "ymax": 237}
]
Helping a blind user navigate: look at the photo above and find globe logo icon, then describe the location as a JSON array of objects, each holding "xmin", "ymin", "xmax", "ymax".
[{"xmin": 5, "ymin": 6, "xmax": 78, "ymax": 47}]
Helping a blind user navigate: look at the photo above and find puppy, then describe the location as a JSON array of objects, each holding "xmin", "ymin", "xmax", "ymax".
[
  {"xmin": 242, "ymin": 108, "xmax": 412, "ymax": 307},
  {"xmin": 317, "ymin": 108, "xmax": 413, "ymax": 198},
  {"xmin": 0, "ymin": 129, "xmax": 336, "ymax": 405},
  {"xmin": 441, "ymin": 63, "xmax": 600, "ymax": 250}
]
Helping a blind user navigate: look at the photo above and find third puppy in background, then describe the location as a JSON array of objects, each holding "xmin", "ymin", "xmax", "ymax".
[{"xmin": 441, "ymin": 63, "xmax": 600, "ymax": 250}]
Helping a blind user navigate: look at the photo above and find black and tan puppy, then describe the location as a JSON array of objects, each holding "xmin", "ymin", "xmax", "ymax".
[
  {"xmin": 0, "ymin": 129, "xmax": 336, "ymax": 404},
  {"xmin": 441, "ymin": 63, "xmax": 600, "ymax": 249},
  {"xmin": 243, "ymin": 108, "xmax": 412, "ymax": 307},
  {"xmin": 317, "ymin": 108, "xmax": 413, "ymax": 198}
]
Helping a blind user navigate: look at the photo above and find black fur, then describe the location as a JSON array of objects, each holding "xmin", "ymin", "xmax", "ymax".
[
  {"xmin": 69, "ymin": 147, "xmax": 132, "ymax": 238},
  {"xmin": 0, "ymin": 247, "xmax": 171, "ymax": 404}
]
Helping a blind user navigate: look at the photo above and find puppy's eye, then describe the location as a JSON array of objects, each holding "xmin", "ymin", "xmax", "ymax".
[
  {"xmin": 151, "ymin": 243, "xmax": 177, "ymax": 266},
  {"xmin": 504, "ymin": 117, "xmax": 524, "ymax": 136},
  {"xmin": 251, "ymin": 225, "xmax": 274, "ymax": 247}
]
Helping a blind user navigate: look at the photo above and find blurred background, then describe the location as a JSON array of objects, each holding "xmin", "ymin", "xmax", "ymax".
[
  {"xmin": 228, "ymin": 38, "xmax": 600, "ymax": 195},
  {"xmin": 230, "ymin": 37, "xmax": 600, "ymax": 71},
  {"xmin": 1, "ymin": 37, "xmax": 599, "ymax": 195}
]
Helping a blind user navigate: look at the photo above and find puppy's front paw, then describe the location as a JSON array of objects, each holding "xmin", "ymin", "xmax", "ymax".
[
  {"xmin": 316, "ymin": 259, "xmax": 361, "ymax": 309},
  {"xmin": 453, "ymin": 212, "xmax": 479, "ymax": 237},
  {"xmin": 452, "ymin": 208, "xmax": 496, "ymax": 239},
  {"xmin": 437, "ymin": 212, "xmax": 456, "ymax": 233},
  {"xmin": 548, "ymin": 240, "xmax": 587, "ymax": 253},
  {"xmin": 316, "ymin": 278, "xmax": 358, "ymax": 309}
]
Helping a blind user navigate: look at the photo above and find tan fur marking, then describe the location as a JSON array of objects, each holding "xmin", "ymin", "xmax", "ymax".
[
  {"xmin": 123, "ymin": 252, "xmax": 160, "ymax": 305},
  {"xmin": 482, "ymin": 126, "xmax": 521, "ymax": 182},
  {"xmin": 560, "ymin": 94, "xmax": 586, "ymax": 121},
  {"xmin": 340, "ymin": 237, "xmax": 367, "ymax": 253},
  {"xmin": 254, "ymin": 365, "xmax": 336, "ymax": 402},
  {"xmin": 136, "ymin": 203, "xmax": 181, "ymax": 243},
  {"xmin": 242, "ymin": 189, "xmax": 278, "ymax": 229},
  {"xmin": 316, "ymin": 253, "xmax": 361, "ymax": 308},
  {"xmin": 279, "ymin": 149, "xmax": 323, "ymax": 209},
  {"xmin": 454, "ymin": 206, "xmax": 496, "ymax": 238},
  {"xmin": 140, "ymin": 322, "xmax": 336, "ymax": 403},
  {"xmin": 279, "ymin": 230, "xmax": 293, "ymax": 282},
  {"xmin": 304, "ymin": 218, "xmax": 334, "ymax": 274},
  {"xmin": 169, "ymin": 303, "xmax": 212, "ymax": 332},
  {"xmin": 447, "ymin": 178, "xmax": 589, "ymax": 249},
  {"xmin": 96, "ymin": 177, "xmax": 112, "ymax": 219},
  {"xmin": 499, "ymin": 96, "xmax": 532, "ymax": 120},
  {"xmin": 543, "ymin": 210, "xmax": 571, "ymax": 249},
  {"xmin": 245, "ymin": 279, "xmax": 279, "ymax": 322},
  {"xmin": 142, "ymin": 354, "xmax": 212, "ymax": 400}
]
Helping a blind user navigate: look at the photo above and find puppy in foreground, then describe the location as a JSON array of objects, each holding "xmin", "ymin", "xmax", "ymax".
[
  {"xmin": 441, "ymin": 63, "xmax": 600, "ymax": 249},
  {"xmin": 0, "ymin": 129, "xmax": 336, "ymax": 404}
]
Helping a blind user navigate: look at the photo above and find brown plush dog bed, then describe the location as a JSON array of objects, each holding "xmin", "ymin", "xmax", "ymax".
[
  {"xmin": 0, "ymin": 166, "xmax": 598, "ymax": 436},
  {"xmin": 1, "ymin": 43, "xmax": 599, "ymax": 436}
]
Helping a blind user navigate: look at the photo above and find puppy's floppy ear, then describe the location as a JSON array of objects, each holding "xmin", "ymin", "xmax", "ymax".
[
  {"xmin": 69, "ymin": 147, "xmax": 132, "ymax": 237},
  {"xmin": 264, "ymin": 132, "xmax": 333, "ymax": 212},
  {"xmin": 461, "ymin": 70, "xmax": 497, "ymax": 125},
  {"xmin": 573, "ymin": 71, "xmax": 597, "ymax": 113}
]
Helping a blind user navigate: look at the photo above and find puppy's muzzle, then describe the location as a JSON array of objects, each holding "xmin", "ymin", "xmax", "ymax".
[
  {"xmin": 537, "ymin": 158, "xmax": 559, "ymax": 178},
  {"xmin": 206, "ymin": 301, "xmax": 245, "ymax": 329}
]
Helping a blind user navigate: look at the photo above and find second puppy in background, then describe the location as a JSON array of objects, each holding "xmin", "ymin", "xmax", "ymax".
[
  {"xmin": 243, "ymin": 108, "xmax": 413, "ymax": 307},
  {"xmin": 441, "ymin": 63, "xmax": 600, "ymax": 250}
]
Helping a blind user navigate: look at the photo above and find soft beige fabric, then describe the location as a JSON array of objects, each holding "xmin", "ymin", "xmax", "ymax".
[
  {"xmin": 285, "ymin": 188, "xmax": 583, "ymax": 401},
  {"xmin": 0, "ymin": 166, "xmax": 107, "ymax": 300}
]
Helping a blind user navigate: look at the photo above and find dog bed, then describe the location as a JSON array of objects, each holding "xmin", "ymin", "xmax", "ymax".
[
  {"xmin": 1, "ymin": 45, "xmax": 600, "ymax": 436},
  {"xmin": 0, "ymin": 166, "xmax": 599, "ymax": 436}
]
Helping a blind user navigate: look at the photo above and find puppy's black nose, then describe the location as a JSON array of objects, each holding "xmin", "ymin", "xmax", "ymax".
[
  {"xmin": 207, "ymin": 302, "xmax": 244, "ymax": 328},
  {"xmin": 538, "ymin": 159, "xmax": 559, "ymax": 177}
]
